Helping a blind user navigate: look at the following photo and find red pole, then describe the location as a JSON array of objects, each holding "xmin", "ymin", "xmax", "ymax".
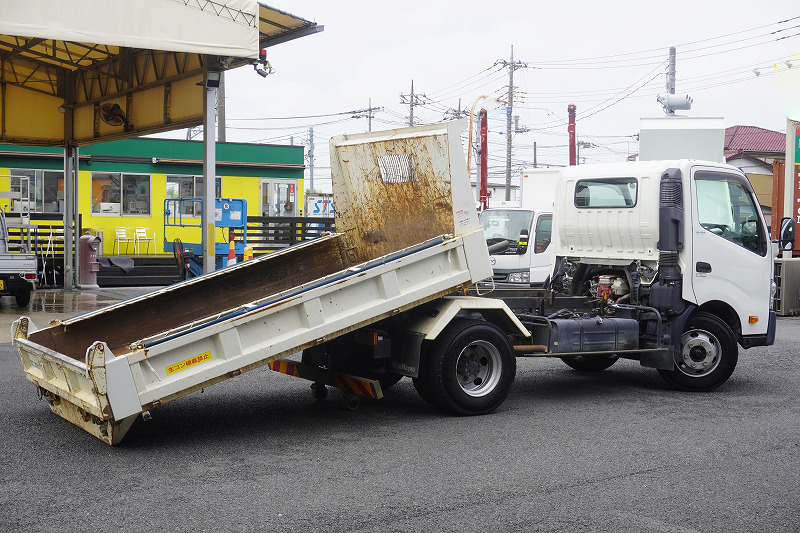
[
  {"xmin": 568, "ymin": 104, "xmax": 577, "ymax": 166},
  {"xmin": 479, "ymin": 109, "xmax": 489, "ymax": 211}
]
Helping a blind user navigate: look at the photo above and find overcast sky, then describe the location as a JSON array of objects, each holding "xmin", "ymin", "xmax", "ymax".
[{"xmin": 170, "ymin": 0, "xmax": 800, "ymax": 193}]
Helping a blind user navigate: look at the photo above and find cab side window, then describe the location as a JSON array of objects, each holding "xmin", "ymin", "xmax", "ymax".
[
  {"xmin": 534, "ymin": 215, "xmax": 552, "ymax": 254},
  {"xmin": 695, "ymin": 174, "xmax": 766, "ymax": 256}
]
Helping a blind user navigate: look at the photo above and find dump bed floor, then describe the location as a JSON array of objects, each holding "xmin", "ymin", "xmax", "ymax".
[{"xmin": 30, "ymin": 235, "xmax": 351, "ymax": 361}]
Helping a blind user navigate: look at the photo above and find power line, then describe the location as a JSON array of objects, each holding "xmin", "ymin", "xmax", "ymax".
[{"xmin": 526, "ymin": 15, "xmax": 799, "ymax": 65}]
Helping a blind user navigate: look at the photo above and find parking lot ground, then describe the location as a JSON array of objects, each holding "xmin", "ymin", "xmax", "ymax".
[
  {"xmin": 1, "ymin": 317, "xmax": 798, "ymax": 532},
  {"xmin": 0, "ymin": 287, "xmax": 159, "ymax": 343}
]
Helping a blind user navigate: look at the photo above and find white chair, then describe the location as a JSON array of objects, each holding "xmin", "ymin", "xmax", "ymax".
[
  {"xmin": 113, "ymin": 227, "xmax": 134, "ymax": 255},
  {"xmin": 134, "ymin": 227, "xmax": 154, "ymax": 254}
]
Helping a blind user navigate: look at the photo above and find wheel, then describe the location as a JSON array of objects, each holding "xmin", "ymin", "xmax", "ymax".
[
  {"xmin": 657, "ymin": 311, "xmax": 738, "ymax": 392},
  {"xmin": 419, "ymin": 319, "xmax": 516, "ymax": 416},
  {"xmin": 341, "ymin": 392, "xmax": 361, "ymax": 411},
  {"xmin": 15, "ymin": 288, "xmax": 31, "ymax": 307},
  {"xmin": 173, "ymin": 238, "xmax": 186, "ymax": 280},
  {"xmin": 310, "ymin": 382, "xmax": 328, "ymax": 400},
  {"xmin": 561, "ymin": 354, "xmax": 618, "ymax": 372}
]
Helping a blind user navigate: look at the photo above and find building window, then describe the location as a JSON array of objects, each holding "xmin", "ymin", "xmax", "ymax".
[
  {"xmin": 10, "ymin": 169, "xmax": 64, "ymax": 214},
  {"xmin": 166, "ymin": 176, "xmax": 220, "ymax": 216},
  {"xmin": 91, "ymin": 173, "xmax": 150, "ymax": 215}
]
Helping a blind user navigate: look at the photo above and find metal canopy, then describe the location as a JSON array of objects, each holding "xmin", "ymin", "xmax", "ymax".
[
  {"xmin": 0, "ymin": 1, "xmax": 322, "ymax": 287},
  {"xmin": 0, "ymin": 2, "xmax": 322, "ymax": 146}
]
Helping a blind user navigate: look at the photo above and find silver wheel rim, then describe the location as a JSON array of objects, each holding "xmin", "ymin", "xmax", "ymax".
[
  {"xmin": 455, "ymin": 340, "xmax": 502, "ymax": 397},
  {"xmin": 676, "ymin": 328, "xmax": 721, "ymax": 378}
]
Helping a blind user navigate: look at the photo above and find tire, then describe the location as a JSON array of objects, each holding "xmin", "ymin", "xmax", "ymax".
[
  {"xmin": 657, "ymin": 311, "xmax": 738, "ymax": 392},
  {"xmin": 561, "ymin": 354, "xmax": 618, "ymax": 372},
  {"xmin": 420, "ymin": 319, "xmax": 516, "ymax": 416},
  {"xmin": 15, "ymin": 288, "xmax": 31, "ymax": 308}
]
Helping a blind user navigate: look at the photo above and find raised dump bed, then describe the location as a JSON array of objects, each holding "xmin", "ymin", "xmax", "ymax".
[{"xmin": 12, "ymin": 121, "xmax": 515, "ymax": 444}]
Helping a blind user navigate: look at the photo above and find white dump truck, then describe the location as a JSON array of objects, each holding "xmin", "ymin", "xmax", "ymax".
[
  {"xmin": 11, "ymin": 121, "xmax": 788, "ymax": 445},
  {"xmin": 11, "ymin": 121, "xmax": 529, "ymax": 445}
]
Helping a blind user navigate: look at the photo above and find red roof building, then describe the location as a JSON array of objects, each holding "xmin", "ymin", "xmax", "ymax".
[
  {"xmin": 724, "ymin": 125, "xmax": 786, "ymax": 160},
  {"xmin": 723, "ymin": 125, "xmax": 786, "ymax": 217}
]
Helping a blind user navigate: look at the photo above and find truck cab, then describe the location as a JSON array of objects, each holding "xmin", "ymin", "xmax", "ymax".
[
  {"xmin": 542, "ymin": 159, "xmax": 781, "ymax": 390},
  {"xmin": 479, "ymin": 169, "xmax": 558, "ymax": 286}
]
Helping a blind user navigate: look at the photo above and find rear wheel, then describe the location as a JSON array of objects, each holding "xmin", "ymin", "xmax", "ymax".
[
  {"xmin": 15, "ymin": 288, "xmax": 31, "ymax": 307},
  {"xmin": 418, "ymin": 319, "xmax": 516, "ymax": 416},
  {"xmin": 657, "ymin": 311, "xmax": 738, "ymax": 391},
  {"xmin": 561, "ymin": 354, "xmax": 618, "ymax": 372}
]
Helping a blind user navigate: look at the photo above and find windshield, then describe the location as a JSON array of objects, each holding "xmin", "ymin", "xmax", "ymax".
[{"xmin": 480, "ymin": 209, "xmax": 534, "ymax": 245}]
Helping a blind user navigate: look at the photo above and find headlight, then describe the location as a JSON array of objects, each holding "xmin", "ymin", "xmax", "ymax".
[
  {"xmin": 770, "ymin": 279, "xmax": 777, "ymax": 310},
  {"xmin": 508, "ymin": 271, "xmax": 530, "ymax": 283}
]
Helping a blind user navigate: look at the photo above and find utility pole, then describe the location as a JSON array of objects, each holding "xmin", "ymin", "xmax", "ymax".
[
  {"xmin": 658, "ymin": 47, "xmax": 692, "ymax": 115},
  {"xmin": 217, "ymin": 72, "xmax": 226, "ymax": 142},
  {"xmin": 409, "ymin": 81, "xmax": 414, "ymax": 126},
  {"xmin": 533, "ymin": 141, "xmax": 537, "ymax": 168},
  {"xmin": 667, "ymin": 46, "xmax": 676, "ymax": 101},
  {"xmin": 368, "ymin": 98, "xmax": 373, "ymax": 132},
  {"xmin": 495, "ymin": 46, "xmax": 530, "ymax": 200},
  {"xmin": 308, "ymin": 127, "xmax": 314, "ymax": 193},
  {"xmin": 568, "ymin": 104, "xmax": 577, "ymax": 166},
  {"xmin": 400, "ymin": 80, "xmax": 427, "ymax": 127}
]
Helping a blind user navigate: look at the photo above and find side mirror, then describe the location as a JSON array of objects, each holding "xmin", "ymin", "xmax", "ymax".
[
  {"xmin": 779, "ymin": 217, "xmax": 795, "ymax": 251},
  {"xmin": 517, "ymin": 229, "xmax": 529, "ymax": 255}
]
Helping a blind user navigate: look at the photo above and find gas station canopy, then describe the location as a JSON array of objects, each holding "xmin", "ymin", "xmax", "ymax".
[{"xmin": 0, "ymin": 0, "xmax": 322, "ymax": 146}]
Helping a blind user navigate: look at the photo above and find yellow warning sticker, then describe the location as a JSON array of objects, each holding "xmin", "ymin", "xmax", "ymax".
[{"xmin": 165, "ymin": 351, "xmax": 212, "ymax": 375}]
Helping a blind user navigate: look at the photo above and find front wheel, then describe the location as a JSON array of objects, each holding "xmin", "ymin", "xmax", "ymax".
[
  {"xmin": 657, "ymin": 311, "xmax": 738, "ymax": 392},
  {"xmin": 418, "ymin": 319, "xmax": 516, "ymax": 416}
]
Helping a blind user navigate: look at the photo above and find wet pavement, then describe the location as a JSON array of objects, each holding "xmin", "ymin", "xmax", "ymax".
[{"xmin": 0, "ymin": 287, "xmax": 159, "ymax": 342}]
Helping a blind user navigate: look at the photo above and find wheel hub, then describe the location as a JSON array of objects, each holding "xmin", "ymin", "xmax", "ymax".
[
  {"xmin": 677, "ymin": 329, "xmax": 720, "ymax": 377},
  {"xmin": 455, "ymin": 340, "xmax": 502, "ymax": 397}
]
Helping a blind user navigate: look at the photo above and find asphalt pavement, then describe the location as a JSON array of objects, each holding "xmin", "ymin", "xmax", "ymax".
[{"xmin": 1, "ymin": 319, "xmax": 798, "ymax": 532}]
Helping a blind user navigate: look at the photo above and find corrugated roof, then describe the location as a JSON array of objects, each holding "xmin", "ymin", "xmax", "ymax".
[{"xmin": 724, "ymin": 125, "xmax": 786, "ymax": 154}]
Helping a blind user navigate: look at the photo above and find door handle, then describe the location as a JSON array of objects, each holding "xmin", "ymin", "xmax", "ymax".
[{"xmin": 696, "ymin": 262, "xmax": 712, "ymax": 273}]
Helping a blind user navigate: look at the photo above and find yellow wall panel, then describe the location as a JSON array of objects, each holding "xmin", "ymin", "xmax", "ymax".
[
  {"xmin": 130, "ymin": 87, "xmax": 165, "ymax": 130},
  {"xmin": 4, "ymin": 85, "xmax": 63, "ymax": 143},
  {"xmin": 169, "ymin": 75, "xmax": 204, "ymax": 123},
  {"xmin": 0, "ymin": 167, "xmax": 10, "ymax": 211}
]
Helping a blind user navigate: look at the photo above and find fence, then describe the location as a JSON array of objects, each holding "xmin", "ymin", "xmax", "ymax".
[
  {"xmin": 247, "ymin": 216, "xmax": 335, "ymax": 254},
  {"xmin": 4, "ymin": 213, "xmax": 81, "ymax": 287}
]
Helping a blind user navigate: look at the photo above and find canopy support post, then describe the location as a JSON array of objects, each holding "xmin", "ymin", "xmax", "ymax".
[
  {"xmin": 202, "ymin": 71, "xmax": 218, "ymax": 274},
  {"xmin": 63, "ymin": 88, "xmax": 75, "ymax": 289}
]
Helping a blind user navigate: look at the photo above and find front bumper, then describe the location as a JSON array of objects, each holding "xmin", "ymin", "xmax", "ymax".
[{"xmin": 739, "ymin": 311, "xmax": 776, "ymax": 349}]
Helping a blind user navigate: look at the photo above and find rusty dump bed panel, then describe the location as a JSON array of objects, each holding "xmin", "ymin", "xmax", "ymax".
[{"xmin": 12, "ymin": 120, "xmax": 490, "ymax": 445}]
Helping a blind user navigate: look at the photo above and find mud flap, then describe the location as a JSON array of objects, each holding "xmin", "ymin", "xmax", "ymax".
[{"xmin": 640, "ymin": 349, "xmax": 675, "ymax": 370}]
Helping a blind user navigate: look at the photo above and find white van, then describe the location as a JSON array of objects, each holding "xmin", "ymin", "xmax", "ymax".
[{"xmin": 479, "ymin": 169, "xmax": 559, "ymax": 286}]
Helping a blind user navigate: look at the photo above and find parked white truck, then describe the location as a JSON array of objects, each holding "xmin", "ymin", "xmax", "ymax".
[
  {"xmin": 479, "ymin": 168, "xmax": 558, "ymax": 286},
  {"xmin": 0, "ymin": 209, "xmax": 37, "ymax": 306}
]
